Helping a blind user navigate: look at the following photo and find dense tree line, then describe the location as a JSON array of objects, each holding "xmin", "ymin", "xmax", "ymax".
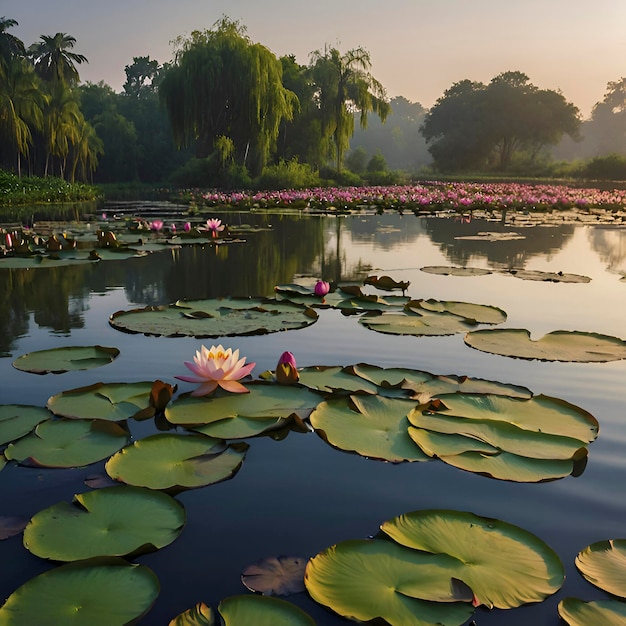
[{"xmin": 3, "ymin": 15, "xmax": 626, "ymax": 186}]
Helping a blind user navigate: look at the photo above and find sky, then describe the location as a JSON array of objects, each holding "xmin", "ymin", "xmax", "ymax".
[{"xmin": 4, "ymin": 0, "xmax": 626, "ymax": 119}]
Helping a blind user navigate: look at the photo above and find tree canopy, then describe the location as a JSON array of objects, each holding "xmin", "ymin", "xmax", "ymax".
[
  {"xmin": 159, "ymin": 17, "xmax": 297, "ymax": 176},
  {"xmin": 421, "ymin": 71, "xmax": 580, "ymax": 172}
]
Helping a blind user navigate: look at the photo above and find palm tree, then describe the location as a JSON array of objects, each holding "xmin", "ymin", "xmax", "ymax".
[
  {"xmin": 68, "ymin": 115, "xmax": 103, "ymax": 182},
  {"xmin": 28, "ymin": 32, "xmax": 87, "ymax": 86},
  {"xmin": 0, "ymin": 17, "xmax": 26, "ymax": 68},
  {"xmin": 309, "ymin": 46, "xmax": 389, "ymax": 172},
  {"xmin": 0, "ymin": 57, "xmax": 45, "ymax": 176}
]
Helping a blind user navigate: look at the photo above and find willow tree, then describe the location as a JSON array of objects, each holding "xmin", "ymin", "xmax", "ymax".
[
  {"xmin": 159, "ymin": 18, "xmax": 297, "ymax": 176},
  {"xmin": 309, "ymin": 46, "xmax": 390, "ymax": 172}
]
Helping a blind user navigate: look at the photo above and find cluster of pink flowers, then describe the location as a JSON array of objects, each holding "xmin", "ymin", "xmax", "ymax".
[{"xmin": 182, "ymin": 182, "xmax": 625, "ymax": 212}]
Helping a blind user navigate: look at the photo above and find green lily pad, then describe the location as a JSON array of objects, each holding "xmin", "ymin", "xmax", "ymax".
[
  {"xmin": 47, "ymin": 382, "xmax": 154, "ymax": 422},
  {"xmin": 168, "ymin": 602, "xmax": 215, "ymax": 625},
  {"xmin": 13, "ymin": 346, "xmax": 120, "ymax": 374},
  {"xmin": 0, "ymin": 405, "xmax": 52, "ymax": 446},
  {"xmin": 409, "ymin": 299, "xmax": 506, "ymax": 325},
  {"xmin": 309, "ymin": 395, "xmax": 430, "ymax": 462},
  {"xmin": 191, "ymin": 416, "xmax": 286, "ymax": 439},
  {"xmin": 105, "ymin": 433, "xmax": 248, "ymax": 490},
  {"xmin": 558, "ymin": 598, "xmax": 626, "ymax": 625},
  {"xmin": 218, "ymin": 595, "xmax": 316, "ymax": 626},
  {"xmin": 4, "ymin": 419, "xmax": 131, "ymax": 468},
  {"xmin": 420, "ymin": 266, "xmax": 492, "ymax": 277},
  {"xmin": 337, "ymin": 294, "xmax": 410, "ymax": 313},
  {"xmin": 575, "ymin": 539, "xmax": 626, "ymax": 598},
  {"xmin": 360, "ymin": 309, "xmax": 479, "ymax": 337},
  {"xmin": 241, "ymin": 555, "xmax": 307, "ymax": 595},
  {"xmin": 298, "ymin": 366, "xmax": 382, "ymax": 394},
  {"xmin": 109, "ymin": 297, "xmax": 318, "ymax": 338},
  {"xmin": 23, "ymin": 486, "xmax": 185, "ymax": 562},
  {"xmin": 414, "ymin": 393, "xmax": 598, "ymax": 443},
  {"xmin": 165, "ymin": 384, "xmax": 322, "ymax": 426},
  {"xmin": 504, "ymin": 269, "xmax": 591, "ymax": 283},
  {"xmin": 0, "ymin": 557, "xmax": 159, "ymax": 625},
  {"xmin": 305, "ymin": 538, "xmax": 475, "ymax": 626},
  {"xmin": 381, "ymin": 509, "xmax": 565, "ymax": 609},
  {"xmin": 0, "ymin": 253, "xmax": 99, "ymax": 269},
  {"xmin": 464, "ymin": 328, "xmax": 626, "ymax": 362}
]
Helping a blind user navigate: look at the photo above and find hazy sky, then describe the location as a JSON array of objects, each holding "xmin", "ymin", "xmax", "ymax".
[{"xmin": 4, "ymin": 0, "xmax": 626, "ymax": 118}]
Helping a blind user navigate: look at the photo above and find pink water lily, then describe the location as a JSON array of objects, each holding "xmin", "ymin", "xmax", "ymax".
[
  {"xmin": 206, "ymin": 218, "xmax": 225, "ymax": 237},
  {"xmin": 314, "ymin": 280, "xmax": 330, "ymax": 297},
  {"xmin": 150, "ymin": 220, "xmax": 164, "ymax": 232},
  {"xmin": 276, "ymin": 351, "xmax": 299, "ymax": 385},
  {"xmin": 176, "ymin": 344, "xmax": 255, "ymax": 396},
  {"xmin": 183, "ymin": 222, "xmax": 191, "ymax": 232}
]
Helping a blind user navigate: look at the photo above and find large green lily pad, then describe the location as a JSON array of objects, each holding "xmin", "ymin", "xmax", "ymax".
[
  {"xmin": 0, "ymin": 557, "xmax": 159, "ymax": 625},
  {"xmin": 414, "ymin": 393, "xmax": 598, "ymax": 443},
  {"xmin": 575, "ymin": 539, "xmax": 626, "ymax": 598},
  {"xmin": 12, "ymin": 346, "xmax": 120, "ymax": 374},
  {"xmin": 297, "ymin": 366, "xmax": 382, "ymax": 394},
  {"xmin": 23, "ymin": 486, "xmax": 185, "ymax": 561},
  {"xmin": 408, "ymin": 299, "xmax": 507, "ymax": 325},
  {"xmin": 558, "ymin": 598, "xmax": 626, "ymax": 625},
  {"xmin": 360, "ymin": 309, "xmax": 478, "ymax": 337},
  {"xmin": 304, "ymin": 538, "xmax": 475, "ymax": 626},
  {"xmin": 0, "ymin": 405, "xmax": 52, "ymax": 446},
  {"xmin": 191, "ymin": 416, "xmax": 286, "ymax": 440},
  {"xmin": 165, "ymin": 384, "xmax": 322, "ymax": 426},
  {"xmin": 218, "ymin": 595, "xmax": 316, "ymax": 626},
  {"xmin": 309, "ymin": 395, "xmax": 429, "ymax": 462},
  {"xmin": 109, "ymin": 297, "xmax": 318, "ymax": 338},
  {"xmin": 168, "ymin": 602, "xmax": 215, "ymax": 626},
  {"xmin": 464, "ymin": 328, "xmax": 626, "ymax": 362},
  {"xmin": 381, "ymin": 509, "xmax": 565, "ymax": 609},
  {"xmin": 4, "ymin": 419, "xmax": 130, "ymax": 468},
  {"xmin": 105, "ymin": 433, "xmax": 248, "ymax": 490},
  {"xmin": 47, "ymin": 382, "xmax": 154, "ymax": 422}
]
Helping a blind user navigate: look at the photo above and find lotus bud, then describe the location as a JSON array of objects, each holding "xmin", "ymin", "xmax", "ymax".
[
  {"xmin": 314, "ymin": 280, "xmax": 330, "ymax": 297},
  {"xmin": 183, "ymin": 222, "xmax": 191, "ymax": 232},
  {"xmin": 276, "ymin": 351, "xmax": 299, "ymax": 385},
  {"xmin": 5, "ymin": 233, "xmax": 12, "ymax": 249}
]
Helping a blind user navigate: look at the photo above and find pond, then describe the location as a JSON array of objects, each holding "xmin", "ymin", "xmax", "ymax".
[{"xmin": 0, "ymin": 208, "xmax": 625, "ymax": 625}]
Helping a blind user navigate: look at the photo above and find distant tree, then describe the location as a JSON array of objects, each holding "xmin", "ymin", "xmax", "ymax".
[
  {"xmin": 0, "ymin": 17, "xmax": 25, "ymax": 67},
  {"xmin": 123, "ymin": 56, "xmax": 159, "ymax": 98},
  {"xmin": 67, "ymin": 115, "xmax": 103, "ymax": 182},
  {"xmin": 345, "ymin": 146, "xmax": 368, "ymax": 173},
  {"xmin": 28, "ymin": 33, "xmax": 88, "ymax": 86},
  {"xmin": 421, "ymin": 71, "xmax": 580, "ymax": 172},
  {"xmin": 0, "ymin": 57, "xmax": 45, "ymax": 175},
  {"xmin": 309, "ymin": 45, "xmax": 389, "ymax": 172},
  {"xmin": 159, "ymin": 17, "xmax": 297, "ymax": 176},
  {"xmin": 92, "ymin": 109, "xmax": 139, "ymax": 182},
  {"xmin": 366, "ymin": 151, "xmax": 387, "ymax": 173},
  {"xmin": 350, "ymin": 96, "xmax": 429, "ymax": 172}
]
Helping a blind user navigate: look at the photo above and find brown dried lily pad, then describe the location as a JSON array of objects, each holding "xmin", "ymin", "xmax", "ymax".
[
  {"xmin": 420, "ymin": 266, "xmax": 492, "ymax": 277},
  {"xmin": 242, "ymin": 555, "xmax": 307, "ymax": 596},
  {"xmin": 503, "ymin": 269, "xmax": 591, "ymax": 283}
]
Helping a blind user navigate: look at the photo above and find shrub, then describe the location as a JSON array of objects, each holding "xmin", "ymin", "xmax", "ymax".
[
  {"xmin": 255, "ymin": 159, "xmax": 320, "ymax": 190},
  {"xmin": 582, "ymin": 154, "xmax": 626, "ymax": 181}
]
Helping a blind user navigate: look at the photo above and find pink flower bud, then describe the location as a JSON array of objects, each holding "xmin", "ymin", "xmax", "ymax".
[
  {"xmin": 276, "ymin": 351, "xmax": 299, "ymax": 384},
  {"xmin": 183, "ymin": 222, "xmax": 191, "ymax": 232},
  {"xmin": 314, "ymin": 280, "xmax": 330, "ymax": 297},
  {"xmin": 5, "ymin": 233, "xmax": 12, "ymax": 249}
]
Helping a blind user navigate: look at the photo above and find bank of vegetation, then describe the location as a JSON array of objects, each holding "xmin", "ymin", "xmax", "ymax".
[{"xmin": 2, "ymin": 15, "xmax": 626, "ymax": 209}]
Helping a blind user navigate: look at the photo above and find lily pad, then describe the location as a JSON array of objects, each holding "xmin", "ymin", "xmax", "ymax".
[
  {"xmin": 305, "ymin": 538, "xmax": 475, "ymax": 626},
  {"xmin": 165, "ymin": 383, "xmax": 322, "ymax": 426},
  {"xmin": 0, "ymin": 557, "xmax": 159, "ymax": 625},
  {"xmin": 0, "ymin": 404, "xmax": 52, "ymax": 446},
  {"xmin": 47, "ymin": 382, "xmax": 154, "ymax": 422},
  {"xmin": 465, "ymin": 328, "xmax": 626, "ymax": 362},
  {"xmin": 558, "ymin": 598, "xmax": 626, "ymax": 625},
  {"xmin": 12, "ymin": 346, "xmax": 120, "ymax": 374},
  {"xmin": 105, "ymin": 433, "xmax": 248, "ymax": 490},
  {"xmin": 413, "ymin": 393, "xmax": 598, "ymax": 443},
  {"xmin": 241, "ymin": 555, "xmax": 307, "ymax": 595},
  {"xmin": 191, "ymin": 415, "xmax": 286, "ymax": 440},
  {"xmin": 168, "ymin": 602, "xmax": 215, "ymax": 626},
  {"xmin": 23, "ymin": 486, "xmax": 185, "ymax": 561},
  {"xmin": 109, "ymin": 297, "xmax": 318, "ymax": 338},
  {"xmin": 360, "ymin": 309, "xmax": 478, "ymax": 337},
  {"xmin": 0, "ymin": 516, "xmax": 28, "ymax": 540},
  {"xmin": 298, "ymin": 365, "xmax": 382, "ymax": 394},
  {"xmin": 218, "ymin": 595, "xmax": 316, "ymax": 626},
  {"xmin": 364, "ymin": 275, "xmax": 410, "ymax": 292},
  {"xmin": 409, "ymin": 299, "xmax": 506, "ymax": 325},
  {"xmin": 420, "ymin": 266, "xmax": 492, "ymax": 277},
  {"xmin": 309, "ymin": 395, "xmax": 430, "ymax": 462},
  {"xmin": 4, "ymin": 419, "xmax": 131, "ymax": 468},
  {"xmin": 575, "ymin": 539, "xmax": 626, "ymax": 598},
  {"xmin": 381, "ymin": 509, "xmax": 565, "ymax": 609},
  {"xmin": 504, "ymin": 269, "xmax": 591, "ymax": 283},
  {"xmin": 455, "ymin": 231, "xmax": 525, "ymax": 241}
]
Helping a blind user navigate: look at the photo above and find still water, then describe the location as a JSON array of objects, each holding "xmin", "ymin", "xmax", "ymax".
[{"xmin": 0, "ymin": 210, "xmax": 625, "ymax": 625}]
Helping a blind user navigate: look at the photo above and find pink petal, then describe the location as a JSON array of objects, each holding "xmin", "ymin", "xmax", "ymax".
[
  {"xmin": 175, "ymin": 374, "xmax": 205, "ymax": 384},
  {"xmin": 190, "ymin": 381, "xmax": 218, "ymax": 396},
  {"xmin": 218, "ymin": 380, "xmax": 250, "ymax": 393}
]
